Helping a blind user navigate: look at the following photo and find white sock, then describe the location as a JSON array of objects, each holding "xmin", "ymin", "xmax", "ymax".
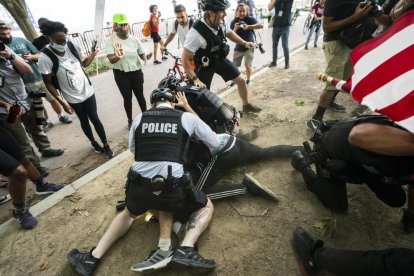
[
  {"xmin": 158, "ymin": 238, "xmax": 171, "ymax": 251},
  {"xmin": 172, "ymin": 221, "xmax": 182, "ymax": 235}
]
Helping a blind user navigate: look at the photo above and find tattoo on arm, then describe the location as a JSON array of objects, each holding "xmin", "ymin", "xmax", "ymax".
[{"xmin": 188, "ymin": 208, "xmax": 208, "ymax": 230}]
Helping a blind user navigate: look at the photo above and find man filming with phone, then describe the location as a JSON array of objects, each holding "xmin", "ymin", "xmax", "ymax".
[{"xmin": 230, "ymin": 2, "xmax": 263, "ymax": 87}]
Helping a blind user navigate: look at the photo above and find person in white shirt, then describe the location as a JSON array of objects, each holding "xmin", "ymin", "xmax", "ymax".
[
  {"xmin": 162, "ymin": 4, "xmax": 194, "ymax": 51},
  {"xmin": 38, "ymin": 20, "xmax": 114, "ymax": 158}
]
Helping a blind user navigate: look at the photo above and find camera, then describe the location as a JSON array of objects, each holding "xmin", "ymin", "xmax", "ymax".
[
  {"xmin": 257, "ymin": 43, "xmax": 265, "ymax": 54},
  {"xmin": 237, "ymin": 21, "xmax": 246, "ymax": 28},
  {"xmin": 27, "ymin": 90, "xmax": 47, "ymax": 125},
  {"xmin": 0, "ymin": 42, "xmax": 5, "ymax": 51},
  {"xmin": 361, "ymin": 0, "xmax": 383, "ymax": 17}
]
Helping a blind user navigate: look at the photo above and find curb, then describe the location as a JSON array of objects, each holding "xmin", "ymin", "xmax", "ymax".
[{"xmin": 0, "ymin": 44, "xmax": 306, "ymax": 235}]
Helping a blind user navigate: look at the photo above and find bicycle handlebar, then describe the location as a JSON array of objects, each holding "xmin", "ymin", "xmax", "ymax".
[{"xmin": 164, "ymin": 50, "xmax": 180, "ymax": 61}]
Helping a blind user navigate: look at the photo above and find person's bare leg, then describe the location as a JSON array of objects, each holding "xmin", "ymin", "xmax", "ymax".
[
  {"xmin": 319, "ymin": 89, "xmax": 336, "ymax": 108},
  {"xmin": 19, "ymin": 157, "xmax": 42, "ymax": 182},
  {"xmin": 159, "ymin": 40, "xmax": 165, "ymax": 59},
  {"xmin": 8, "ymin": 165, "xmax": 27, "ymax": 204},
  {"xmin": 245, "ymin": 64, "xmax": 252, "ymax": 81},
  {"xmin": 181, "ymin": 199, "xmax": 214, "ymax": 247},
  {"xmin": 159, "ymin": 211, "xmax": 173, "ymax": 239},
  {"xmin": 92, "ymin": 209, "xmax": 136, "ymax": 258},
  {"xmin": 233, "ymin": 75, "xmax": 249, "ymax": 105},
  {"xmin": 153, "ymin": 42, "xmax": 159, "ymax": 61}
]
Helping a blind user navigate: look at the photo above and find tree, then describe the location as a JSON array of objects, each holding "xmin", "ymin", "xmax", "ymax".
[{"xmin": 0, "ymin": 0, "xmax": 38, "ymax": 41}]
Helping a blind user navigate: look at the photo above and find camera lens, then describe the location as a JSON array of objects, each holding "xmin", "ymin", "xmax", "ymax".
[{"xmin": 0, "ymin": 42, "xmax": 5, "ymax": 51}]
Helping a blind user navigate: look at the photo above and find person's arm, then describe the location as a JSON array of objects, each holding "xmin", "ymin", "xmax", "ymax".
[
  {"xmin": 162, "ymin": 32, "xmax": 176, "ymax": 50},
  {"xmin": 41, "ymin": 73, "xmax": 73, "ymax": 114},
  {"xmin": 183, "ymin": 113, "xmax": 220, "ymax": 149},
  {"xmin": 227, "ymin": 30, "xmax": 255, "ymax": 48},
  {"xmin": 246, "ymin": 22, "xmax": 263, "ymax": 30},
  {"xmin": 175, "ymin": 92, "xmax": 197, "ymax": 115},
  {"xmin": 268, "ymin": 0, "xmax": 277, "ymax": 11},
  {"xmin": 81, "ymin": 43, "xmax": 97, "ymax": 67},
  {"xmin": 151, "ymin": 13, "xmax": 160, "ymax": 27},
  {"xmin": 0, "ymin": 50, "xmax": 32, "ymax": 75},
  {"xmin": 181, "ymin": 48, "xmax": 205, "ymax": 88},
  {"xmin": 323, "ymin": 2, "xmax": 374, "ymax": 33},
  {"xmin": 349, "ymin": 123, "xmax": 414, "ymax": 156},
  {"xmin": 390, "ymin": 0, "xmax": 414, "ymax": 21}
]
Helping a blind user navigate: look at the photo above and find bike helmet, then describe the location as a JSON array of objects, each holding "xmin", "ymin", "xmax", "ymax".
[
  {"xmin": 201, "ymin": 0, "xmax": 231, "ymax": 11},
  {"xmin": 150, "ymin": 88, "xmax": 175, "ymax": 104},
  {"xmin": 158, "ymin": 75, "xmax": 181, "ymax": 90}
]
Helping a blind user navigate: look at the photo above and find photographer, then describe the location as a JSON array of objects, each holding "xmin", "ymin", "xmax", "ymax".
[
  {"xmin": 230, "ymin": 3, "xmax": 263, "ymax": 86},
  {"xmin": 0, "ymin": 44, "xmax": 60, "ymax": 177}
]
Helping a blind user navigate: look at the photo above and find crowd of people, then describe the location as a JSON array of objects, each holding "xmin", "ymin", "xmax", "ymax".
[{"xmin": 0, "ymin": 0, "xmax": 414, "ymax": 275}]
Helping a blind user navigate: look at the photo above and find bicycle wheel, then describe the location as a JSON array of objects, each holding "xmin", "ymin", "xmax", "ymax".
[{"xmin": 303, "ymin": 14, "xmax": 311, "ymax": 34}]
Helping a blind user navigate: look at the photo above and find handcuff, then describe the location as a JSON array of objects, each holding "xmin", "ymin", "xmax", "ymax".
[{"xmin": 201, "ymin": 56, "xmax": 210, "ymax": 67}]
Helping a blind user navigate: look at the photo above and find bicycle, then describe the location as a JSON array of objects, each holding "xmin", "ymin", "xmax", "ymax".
[
  {"xmin": 290, "ymin": 8, "xmax": 300, "ymax": 26},
  {"xmin": 303, "ymin": 12, "xmax": 313, "ymax": 34},
  {"xmin": 164, "ymin": 50, "xmax": 187, "ymax": 82}
]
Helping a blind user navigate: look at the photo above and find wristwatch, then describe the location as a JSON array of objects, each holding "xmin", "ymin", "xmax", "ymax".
[{"xmin": 8, "ymin": 53, "xmax": 15, "ymax": 60}]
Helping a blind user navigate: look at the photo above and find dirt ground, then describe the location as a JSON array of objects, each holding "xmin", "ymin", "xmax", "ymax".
[{"xmin": 1, "ymin": 48, "xmax": 413, "ymax": 276}]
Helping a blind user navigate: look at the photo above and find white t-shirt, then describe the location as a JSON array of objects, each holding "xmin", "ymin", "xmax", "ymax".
[
  {"xmin": 183, "ymin": 18, "xmax": 227, "ymax": 53},
  {"xmin": 38, "ymin": 44, "xmax": 94, "ymax": 104},
  {"xmin": 172, "ymin": 21, "xmax": 191, "ymax": 45},
  {"xmin": 129, "ymin": 104, "xmax": 220, "ymax": 178}
]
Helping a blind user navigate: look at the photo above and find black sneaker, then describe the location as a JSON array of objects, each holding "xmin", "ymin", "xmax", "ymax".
[
  {"xmin": 131, "ymin": 246, "xmax": 173, "ymax": 272},
  {"xmin": 291, "ymin": 150, "xmax": 309, "ymax": 172},
  {"xmin": 285, "ymin": 63, "xmax": 290, "ymax": 69},
  {"xmin": 171, "ymin": 247, "xmax": 216, "ymax": 270},
  {"xmin": 307, "ymin": 118, "xmax": 322, "ymax": 131},
  {"xmin": 59, "ymin": 115, "xmax": 72, "ymax": 124},
  {"xmin": 36, "ymin": 182, "xmax": 64, "ymax": 195},
  {"xmin": 291, "ymin": 227, "xmax": 324, "ymax": 275},
  {"xmin": 103, "ymin": 144, "xmax": 114, "ymax": 159},
  {"xmin": 91, "ymin": 141, "xmax": 104, "ymax": 153},
  {"xmin": 304, "ymin": 45, "xmax": 308, "ymax": 50},
  {"xmin": 67, "ymin": 248, "xmax": 100, "ymax": 276},
  {"xmin": 35, "ymin": 165, "xmax": 49, "ymax": 178},
  {"xmin": 42, "ymin": 121, "xmax": 54, "ymax": 132},
  {"xmin": 41, "ymin": 148, "xmax": 64, "ymax": 158},
  {"xmin": 13, "ymin": 207, "xmax": 38, "ymax": 230},
  {"xmin": 243, "ymin": 174, "xmax": 278, "ymax": 201},
  {"xmin": 328, "ymin": 101, "xmax": 346, "ymax": 112},
  {"xmin": 162, "ymin": 56, "xmax": 168, "ymax": 60},
  {"xmin": 0, "ymin": 194, "xmax": 11, "ymax": 204},
  {"xmin": 402, "ymin": 208, "xmax": 414, "ymax": 234},
  {"xmin": 243, "ymin": 103, "xmax": 262, "ymax": 113},
  {"xmin": 154, "ymin": 60, "xmax": 161, "ymax": 65},
  {"xmin": 268, "ymin": 62, "xmax": 276, "ymax": 68}
]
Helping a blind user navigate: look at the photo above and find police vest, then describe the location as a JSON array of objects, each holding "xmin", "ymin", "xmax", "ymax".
[
  {"xmin": 319, "ymin": 116, "xmax": 414, "ymax": 178},
  {"xmin": 192, "ymin": 20, "xmax": 230, "ymax": 67},
  {"xmin": 135, "ymin": 108, "xmax": 190, "ymax": 163}
]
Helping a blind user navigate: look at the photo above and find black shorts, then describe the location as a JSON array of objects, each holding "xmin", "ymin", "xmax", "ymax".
[
  {"xmin": 0, "ymin": 127, "xmax": 24, "ymax": 176},
  {"xmin": 151, "ymin": 32, "xmax": 162, "ymax": 43},
  {"xmin": 125, "ymin": 170, "xmax": 208, "ymax": 217},
  {"xmin": 196, "ymin": 58, "xmax": 240, "ymax": 89}
]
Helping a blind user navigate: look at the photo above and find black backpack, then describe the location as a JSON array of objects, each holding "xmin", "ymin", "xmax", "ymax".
[
  {"xmin": 41, "ymin": 41, "xmax": 91, "ymax": 89},
  {"xmin": 174, "ymin": 17, "xmax": 194, "ymax": 32}
]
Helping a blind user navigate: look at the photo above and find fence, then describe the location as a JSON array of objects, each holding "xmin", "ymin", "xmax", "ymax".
[{"xmin": 69, "ymin": 17, "xmax": 178, "ymax": 56}]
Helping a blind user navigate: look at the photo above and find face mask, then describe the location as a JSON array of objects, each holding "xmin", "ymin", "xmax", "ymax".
[
  {"xmin": 117, "ymin": 27, "xmax": 127, "ymax": 37},
  {"xmin": 1, "ymin": 36, "xmax": 12, "ymax": 44},
  {"xmin": 50, "ymin": 42, "xmax": 67, "ymax": 52}
]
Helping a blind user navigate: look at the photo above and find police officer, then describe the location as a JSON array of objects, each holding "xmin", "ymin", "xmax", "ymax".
[
  {"xmin": 291, "ymin": 115, "xmax": 414, "ymax": 232},
  {"xmin": 67, "ymin": 88, "xmax": 221, "ymax": 274},
  {"xmin": 182, "ymin": 0, "xmax": 262, "ymax": 113}
]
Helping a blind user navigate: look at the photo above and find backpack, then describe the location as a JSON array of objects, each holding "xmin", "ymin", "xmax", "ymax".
[
  {"xmin": 174, "ymin": 17, "xmax": 194, "ymax": 32},
  {"xmin": 41, "ymin": 41, "xmax": 91, "ymax": 89},
  {"xmin": 142, "ymin": 21, "xmax": 151, "ymax": 37}
]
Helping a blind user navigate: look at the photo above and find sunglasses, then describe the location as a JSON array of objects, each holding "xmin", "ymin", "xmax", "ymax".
[{"xmin": 119, "ymin": 23, "xmax": 128, "ymax": 27}]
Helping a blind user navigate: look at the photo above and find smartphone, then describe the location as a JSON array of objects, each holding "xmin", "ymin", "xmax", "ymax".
[{"xmin": 91, "ymin": 39, "xmax": 98, "ymax": 51}]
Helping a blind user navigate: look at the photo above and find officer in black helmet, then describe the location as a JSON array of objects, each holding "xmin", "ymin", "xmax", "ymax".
[
  {"xmin": 67, "ymin": 88, "xmax": 221, "ymax": 274},
  {"xmin": 182, "ymin": 0, "xmax": 262, "ymax": 113}
]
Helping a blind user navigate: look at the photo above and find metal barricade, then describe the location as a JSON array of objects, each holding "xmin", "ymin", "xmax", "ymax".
[
  {"xmin": 131, "ymin": 21, "xmax": 149, "ymax": 41},
  {"xmin": 67, "ymin": 33, "xmax": 89, "ymax": 56}
]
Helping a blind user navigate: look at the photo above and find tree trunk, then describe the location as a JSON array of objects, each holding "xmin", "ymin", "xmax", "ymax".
[{"xmin": 0, "ymin": 0, "xmax": 38, "ymax": 41}]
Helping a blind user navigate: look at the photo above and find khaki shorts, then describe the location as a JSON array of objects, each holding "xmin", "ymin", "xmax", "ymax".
[
  {"xmin": 323, "ymin": 40, "xmax": 352, "ymax": 91},
  {"xmin": 233, "ymin": 48, "xmax": 254, "ymax": 67},
  {"xmin": 25, "ymin": 80, "xmax": 56, "ymax": 102}
]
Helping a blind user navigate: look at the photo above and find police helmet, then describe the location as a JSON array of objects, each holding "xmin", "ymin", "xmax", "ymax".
[
  {"xmin": 150, "ymin": 88, "xmax": 175, "ymax": 104},
  {"xmin": 158, "ymin": 75, "xmax": 181, "ymax": 90},
  {"xmin": 201, "ymin": 0, "xmax": 231, "ymax": 11}
]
